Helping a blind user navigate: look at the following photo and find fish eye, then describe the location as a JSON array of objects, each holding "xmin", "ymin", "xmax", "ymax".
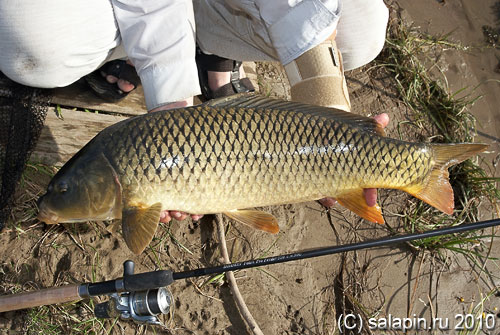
[{"xmin": 56, "ymin": 181, "xmax": 68, "ymax": 193}]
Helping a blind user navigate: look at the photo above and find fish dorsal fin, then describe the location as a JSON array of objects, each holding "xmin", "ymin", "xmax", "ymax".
[
  {"xmin": 336, "ymin": 189, "xmax": 384, "ymax": 224},
  {"xmin": 122, "ymin": 202, "xmax": 162, "ymax": 254},
  {"xmin": 224, "ymin": 209, "xmax": 280, "ymax": 234},
  {"xmin": 205, "ymin": 93, "xmax": 385, "ymax": 136}
]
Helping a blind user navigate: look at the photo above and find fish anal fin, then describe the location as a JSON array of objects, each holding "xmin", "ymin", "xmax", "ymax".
[
  {"xmin": 224, "ymin": 210, "xmax": 279, "ymax": 234},
  {"xmin": 122, "ymin": 202, "xmax": 162, "ymax": 254},
  {"xmin": 336, "ymin": 189, "xmax": 384, "ymax": 224},
  {"xmin": 404, "ymin": 143, "xmax": 488, "ymax": 215}
]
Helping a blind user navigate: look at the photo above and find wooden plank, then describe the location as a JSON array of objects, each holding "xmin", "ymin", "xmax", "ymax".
[
  {"xmin": 0, "ymin": 75, "xmax": 146, "ymax": 115},
  {"xmin": 32, "ymin": 107, "xmax": 127, "ymax": 166},
  {"xmin": 52, "ymin": 79, "xmax": 147, "ymax": 116}
]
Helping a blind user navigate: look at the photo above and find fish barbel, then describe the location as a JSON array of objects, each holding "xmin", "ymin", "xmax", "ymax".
[{"xmin": 37, "ymin": 94, "xmax": 488, "ymax": 254}]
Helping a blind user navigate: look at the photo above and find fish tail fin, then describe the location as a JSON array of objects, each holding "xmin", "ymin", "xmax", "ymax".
[{"xmin": 404, "ymin": 143, "xmax": 488, "ymax": 214}]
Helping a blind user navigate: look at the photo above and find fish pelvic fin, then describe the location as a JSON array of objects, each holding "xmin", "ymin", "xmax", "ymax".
[
  {"xmin": 336, "ymin": 189, "xmax": 384, "ymax": 224},
  {"xmin": 224, "ymin": 210, "xmax": 280, "ymax": 234},
  {"xmin": 404, "ymin": 143, "xmax": 488, "ymax": 214},
  {"xmin": 122, "ymin": 202, "xmax": 162, "ymax": 254}
]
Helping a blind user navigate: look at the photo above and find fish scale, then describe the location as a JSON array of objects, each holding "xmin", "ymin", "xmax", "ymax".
[{"xmin": 99, "ymin": 101, "xmax": 431, "ymax": 214}]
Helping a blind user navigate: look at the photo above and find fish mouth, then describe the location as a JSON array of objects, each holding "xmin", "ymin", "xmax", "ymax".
[{"xmin": 37, "ymin": 206, "xmax": 60, "ymax": 225}]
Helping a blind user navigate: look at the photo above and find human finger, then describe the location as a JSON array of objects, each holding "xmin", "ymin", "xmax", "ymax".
[
  {"xmin": 170, "ymin": 211, "xmax": 188, "ymax": 221},
  {"xmin": 191, "ymin": 214, "xmax": 204, "ymax": 221},
  {"xmin": 363, "ymin": 188, "xmax": 377, "ymax": 207},
  {"xmin": 160, "ymin": 210, "xmax": 172, "ymax": 223},
  {"xmin": 373, "ymin": 113, "xmax": 389, "ymax": 128},
  {"xmin": 319, "ymin": 197, "xmax": 337, "ymax": 208}
]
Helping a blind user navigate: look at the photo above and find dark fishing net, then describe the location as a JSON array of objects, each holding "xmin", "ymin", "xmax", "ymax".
[{"xmin": 0, "ymin": 73, "xmax": 50, "ymax": 230}]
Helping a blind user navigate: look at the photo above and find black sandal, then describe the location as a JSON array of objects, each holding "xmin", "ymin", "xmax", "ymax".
[
  {"xmin": 85, "ymin": 60, "xmax": 141, "ymax": 102},
  {"xmin": 196, "ymin": 49, "xmax": 255, "ymax": 100}
]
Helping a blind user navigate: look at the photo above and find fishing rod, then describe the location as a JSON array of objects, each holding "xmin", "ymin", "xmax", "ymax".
[{"xmin": 0, "ymin": 218, "xmax": 499, "ymax": 324}]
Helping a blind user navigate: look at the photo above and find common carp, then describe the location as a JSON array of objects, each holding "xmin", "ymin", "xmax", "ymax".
[{"xmin": 37, "ymin": 94, "xmax": 487, "ymax": 254}]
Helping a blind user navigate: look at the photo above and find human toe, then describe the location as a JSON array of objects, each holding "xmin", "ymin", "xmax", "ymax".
[{"xmin": 117, "ymin": 79, "xmax": 135, "ymax": 92}]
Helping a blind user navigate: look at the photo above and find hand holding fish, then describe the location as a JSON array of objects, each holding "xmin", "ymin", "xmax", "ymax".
[{"xmin": 160, "ymin": 211, "xmax": 202, "ymax": 223}]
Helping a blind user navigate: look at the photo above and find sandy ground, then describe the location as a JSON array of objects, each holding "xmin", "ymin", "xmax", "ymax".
[{"xmin": 1, "ymin": 1, "xmax": 500, "ymax": 334}]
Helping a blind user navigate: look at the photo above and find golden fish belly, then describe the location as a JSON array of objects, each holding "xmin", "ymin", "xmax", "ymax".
[{"xmin": 100, "ymin": 104, "xmax": 434, "ymax": 214}]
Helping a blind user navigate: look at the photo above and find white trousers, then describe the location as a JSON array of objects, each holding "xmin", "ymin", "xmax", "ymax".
[{"xmin": 0, "ymin": 0, "xmax": 388, "ymax": 108}]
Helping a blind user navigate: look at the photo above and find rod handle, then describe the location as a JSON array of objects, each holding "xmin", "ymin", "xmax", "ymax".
[{"xmin": 0, "ymin": 284, "xmax": 81, "ymax": 312}]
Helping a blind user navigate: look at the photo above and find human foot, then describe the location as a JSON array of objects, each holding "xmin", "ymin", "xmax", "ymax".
[
  {"xmin": 196, "ymin": 50, "xmax": 254, "ymax": 100},
  {"xmin": 102, "ymin": 60, "xmax": 137, "ymax": 93},
  {"xmin": 86, "ymin": 60, "xmax": 139, "ymax": 102}
]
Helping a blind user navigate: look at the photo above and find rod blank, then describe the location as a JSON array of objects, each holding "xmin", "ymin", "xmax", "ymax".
[{"xmin": 173, "ymin": 219, "xmax": 500, "ymax": 280}]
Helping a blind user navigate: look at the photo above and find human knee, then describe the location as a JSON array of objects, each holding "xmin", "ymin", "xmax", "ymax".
[
  {"xmin": 1, "ymin": 52, "xmax": 76, "ymax": 88},
  {"xmin": 0, "ymin": 0, "xmax": 118, "ymax": 88},
  {"xmin": 336, "ymin": 0, "xmax": 389, "ymax": 71},
  {"xmin": 0, "ymin": 12, "xmax": 73, "ymax": 87}
]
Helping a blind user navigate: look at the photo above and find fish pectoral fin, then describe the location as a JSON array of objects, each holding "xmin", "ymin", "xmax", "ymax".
[
  {"xmin": 224, "ymin": 210, "xmax": 279, "ymax": 234},
  {"xmin": 122, "ymin": 202, "xmax": 162, "ymax": 254},
  {"xmin": 336, "ymin": 190, "xmax": 384, "ymax": 224}
]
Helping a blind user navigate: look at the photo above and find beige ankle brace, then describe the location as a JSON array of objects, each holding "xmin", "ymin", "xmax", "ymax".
[{"xmin": 284, "ymin": 40, "xmax": 351, "ymax": 112}]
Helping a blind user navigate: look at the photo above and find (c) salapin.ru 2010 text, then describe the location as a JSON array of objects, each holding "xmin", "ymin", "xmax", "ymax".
[{"xmin": 337, "ymin": 313, "xmax": 496, "ymax": 332}]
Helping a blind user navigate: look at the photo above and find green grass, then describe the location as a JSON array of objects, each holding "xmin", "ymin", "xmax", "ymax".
[
  {"xmin": 55, "ymin": 104, "xmax": 101, "ymax": 119},
  {"xmin": 22, "ymin": 301, "xmax": 117, "ymax": 335},
  {"xmin": 26, "ymin": 306, "xmax": 62, "ymax": 335}
]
